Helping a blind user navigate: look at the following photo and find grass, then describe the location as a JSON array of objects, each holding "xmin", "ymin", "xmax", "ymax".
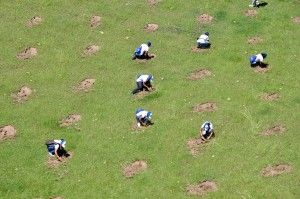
[{"xmin": 0, "ymin": 0, "xmax": 300, "ymax": 198}]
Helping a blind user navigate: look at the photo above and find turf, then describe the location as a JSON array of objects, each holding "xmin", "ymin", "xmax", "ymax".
[{"xmin": 0, "ymin": 0, "xmax": 299, "ymax": 198}]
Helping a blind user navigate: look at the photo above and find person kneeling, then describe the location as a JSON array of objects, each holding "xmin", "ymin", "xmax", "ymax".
[
  {"xmin": 135, "ymin": 108, "xmax": 154, "ymax": 127},
  {"xmin": 45, "ymin": 139, "xmax": 70, "ymax": 161},
  {"xmin": 132, "ymin": 41, "xmax": 154, "ymax": 60},
  {"xmin": 200, "ymin": 121, "xmax": 214, "ymax": 141},
  {"xmin": 197, "ymin": 32, "xmax": 211, "ymax": 49},
  {"xmin": 132, "ymin": 74, "xmax": 154, "ymax": 94},
  {"xmin": 250, "ymin": 52, "xmax": 268, "ymax": 67}
]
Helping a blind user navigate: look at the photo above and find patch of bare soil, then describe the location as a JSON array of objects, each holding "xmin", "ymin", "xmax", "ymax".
[
  {"xmin": 292, "ymin": 16, "xmax": 300, "ymax": 24},
  {"xmin": 0, "ymin": 125, "xmax": 17, "ymax": 141},
  {"xmin": 83, "ymin": 45, "xmax": 99, "ymax": 56},
  {"xmin": 245, "ymin": 9, "xmax": 257, "ymax": 17},
  {"xmin": 197, "ymin": 14, "xmax": 213, "ymax": 24},
  {"xmin": 123, "ymin": 160, "xmax": 147, "ymax": 177},
  {"xmin": 147, "ymin": 0, "xmax": 160, "ymax": 6},
  {"xmin": 17, "ymin": 47, "xmax": 37, "ymax": 60},
  {"xmin": 254, "ymin": 66, "xmax": 270, "ymax": 73},
  {"xmin": 187, "ymin": 69, "xmax": 212, "ymax": 80},
  {"xmin": 50, "ymin": 197, "xmax": 64, "ymax": 199},
  {"xmin": 193, "ymin": 102, "xmax": 217, "ymax": 112},
  {"xmin": 191, "ymin": 47, "xmax": 210, "ymax": 53},
  {"xmin": 261, "ymin": 164, "xmax": 292, "ymax": 177},
  {"xmin": 59, "ymin": 114, "xmax": 81, "ymax": 127},
  {"xmin": 261, "ymin": 92, "xmax": 279, "ymax": 101},
  {"xmin": 90, "ymin": 15, "xmax": 101, "ymax": 28},
  {"xmin": 76, "ymin": 79, "xmax": 96, "ymax": 92},
  {"xmin": 12, "ymin": 86, "xmax": 32, "ymax": 103},
  {"xmin": 187, "ymin": 138, "xmax": 205, "ymax": 156},
  {"xmin": 145, "ymin": 23, "xmax": 159, "ymax": 32},
  {"xmin": 187, "ymin": 181, "xmax": 218, "ymax": 196},
  {"xmin": 47, "ymin": 152, "xmax": 73, "ymax": 168},
  {"xmin": 262, "ymin": 125, "xmax": 285, "ymax": 136},
  {"xmin": 248, "ymin": 36, "xmax": 263, "ymax": 44},
  {"xmin": 26, "ymin": 16, "xmax": 42, "ymax": 27}
]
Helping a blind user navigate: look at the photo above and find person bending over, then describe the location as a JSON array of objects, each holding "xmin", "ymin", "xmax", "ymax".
[
  {"xmin": 200, "ymin": 121, "xmax": 214, "ymax": 141},
  {"xmin": 197, "ymin": 32, "xmax": 211, "ymax": 49},
  {"xmin": 132, "ymin": 41, "xmax": 154, "ymax": 60},
  {"xmin": 135, "ymin": 108, "xmax": 154, "ymax": 127},
  {"xmin": 250, "ymin": 52, "xmax": 268, "ymax": 67},
  {"xmin": 132, "ymin": 74, "xmax": 154, "ymax": 94},
  {"xmin": 46, "ymin": 139, "xmax": 70, "ymax": 161}
]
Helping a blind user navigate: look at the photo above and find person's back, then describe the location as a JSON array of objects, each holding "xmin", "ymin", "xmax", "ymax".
[
  {"xmin": 200, "ymin": 121, "xmax": 214, "ymax": 141},
  {"xmin": 197, "ymin": 32, "xmax": 211, "ymax": 49}
]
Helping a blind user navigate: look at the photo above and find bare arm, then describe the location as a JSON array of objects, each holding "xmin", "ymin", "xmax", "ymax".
[{"xmin": 55, "ymin": 148, "xmax": 62, "ymax": 161}]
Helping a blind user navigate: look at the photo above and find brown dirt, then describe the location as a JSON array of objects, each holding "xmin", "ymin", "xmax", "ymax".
[
  {"xmin": 26, "ymin": 16, "xmax": 42, "ymax": 27},
  {"xmin": 254, "ymin": 66, "xmax": 270, "ymax": 73},
  {"xmin": 12, "ymin": 86, "xmax": 32, "ymax": 103},
  {"xmin": 197, "ymin": 14, "xmax": 213, "ymax": 24},
  {"xmin": 245, "ymin": 9, "xmax": 257, "ymax": 17},
  {"xmin": 187, "ymin": 180, "xmax": 218, "ymax": 196},
  {"xmin": 262, "ymin": 125, "xmax": 285, "ymax": 136},
  {"xmin": 261, "ymin": 92, "xmax": 279, "ymax": 101},
  {"xmin": 145, "ymin": 23, "xmax": 159, "ymax": 32},
  {"xmin": 187, "ymin": 138, "xmax": 205, "ymax": 156},
  {"xmin": 187, "ymin": 69, "xmax": 212, "ymax": 80},
  {"xmin": 292, "ymin": 16, "xmax": 300, "ymax": 24},
  {"xmin": 248, "ymin": 36, "xmax": 263, "ymax": 44},
  {"xmin": 59, "ymin": 114, "xmax": 81, "ymax": 127},
  {"xmin": 193, "ymin": 102, "xmax": 217, "ymax": 112},
  {"xmin": 261, "ymin": 164, "xmax": 292, "ymax": 177},
  {"xmin": 76, "ymin": 79, "xmax": 96, "ymax": 92},
  {"xmin": 83, "ymin": 45, "xmax": 99, "ymax": 56},
  {"xmin": 0, "ymin": 125, "xmax": 17, "ymax": 141},
  {"xmin": 90, "ymin": 15, "xmax": 101, "ymax": 28},
  {"xmin": 147, "ymin": 0, "xmax": 160, "ymax": 6},
  {"xmin": 50, "ymin": 197, "xmax": 64, "ymax": 199},
  {"xmin": 47, "ymin": 152, "xmax": 73, "ymax": 168},
  {"xmin": 191, "ymin": 47, "xmax": 210, "ymax": 53},
  {"xmin": 123, "ymin": 160, "xmax": 147, "ymax": 177},
  {"xmin": 17, "ymin": 47, "xmax": 37, "ymax": 60}
]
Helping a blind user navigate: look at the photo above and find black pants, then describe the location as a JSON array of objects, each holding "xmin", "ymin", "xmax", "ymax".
[
  {"xmin": 197, "ymin": 43, "xmax": 211, "ymax": 49},
  {"xmin": 132, "ymin": 52, "xmax": 153, "ymax": 60},
  {"xmin": 136, "ymin": 117, "xmax": 153, "ymax": 126},
  {"xmin": 132, "ymin": 81, "xmax": 151, "ymax": 94},
  {"xmin": 57, "ymin": 147, "xmax": 70, "ymax": 157}
]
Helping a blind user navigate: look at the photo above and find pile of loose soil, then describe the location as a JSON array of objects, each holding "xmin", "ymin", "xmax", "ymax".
[
  {"xmin": 90, "ymin": 15, "xmax": 101, "ymax": 28},
  {"xmin": 145, "ymin": 23, "xmax": 159, "ymax": 32},
  {"xmin": 50, "ymin": 197, "xmax": 64, "ymax": 199},
  {"xmin": 292, "ymin": 16, "xmax": 300, "ymax": 24},
  {"xmin": 193, "ymin": 102, "xmax": 217, "ymax": 112},
  {"xmin": 12, "ymin": 86, "xmax": 32, "ymax": 103},
  {"xmin": 191, "ymin": 47, "xmax": 210, "ymax": 53},
  {"xmin": 187, "ymin": 69, "xmax": 212, "ymax": 80},
  {"xmin": 187, "ymin": 181, "xmax": 217, "ymax": 196},
  {"xmin": 0, "ymin": 125, "xmax": 17, "ymax": 141},
  {"xmin": 123, "ymin": 160, "xmax": 147, "ymax": 177},
  {"xmin": 26, "ymin": 16, "xmax": 42, "ymax": 27},
  {"xmin": 262, "ymin": 125, "xmax": 285, "ymax": 136},
  {"xmin": 47, "ymin": 152, "xmax": 73, "ymax": 168},
  {"xmin": 248, "ymin": 36, "xmax": 263, "ymax": 44},
  {"xmin": 261, "ymin": 164, "xmax": 292, "ymax": 177},
  {"xmin": 254, "ymin": 66, "xmax": 270, "ymax": 73},
  {"xmin": 76, "ymin": 79, "xmax": 96, "ymax": 92},
  {"xmin": 187, "ymin": 138, "xmax": 204, "ymax": 156},
  {"xmin": 17, "ymin": 47, "xmax": 37, "ymax": 60},
  {"xmin": 261, "ymin": 92, "xmax": 279, "ymax": 101},
  {"xmin": 245, "ymin": 9, "xmax": 257, "ymax": 17},
  {"xmin": 59, "ymin": 114, "xmax": 81, "ymax": 127},
  {"xmin": 197, "ymin": 14, "xmax": 213, "ymax": 24},
  {"xmin": 147, "ymin": 0, "xmax": 159, "ymax": 6},
  {"xmin": 83, "ymin": 45, "xmax": 99, "ymax": 56}
]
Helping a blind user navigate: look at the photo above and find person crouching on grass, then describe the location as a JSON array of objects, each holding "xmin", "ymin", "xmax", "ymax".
[
  {"xmin": 132, "ymin": 74, "xmax": 154, "ymax": 94},
  {"xmin": 135, "ymin": 108, "xmax": 154, "ymax": 127},
  {"xmin": 250, "ymin": 52, "xmax": 268, "ymax": 67},
  {"xmin": 197, "ymin": 32, "xmax": 211, "ymax": 49},
  {"xmin": 132, "ymin": 41, "xmax": 154, "ymax": 60},
  {"xmin": 200, "ymin": 121, "xmax": 214, "ymax": 141},
  {"xmin": 45, "ymin": 139, "xmax": 70, "ymax": 161}
]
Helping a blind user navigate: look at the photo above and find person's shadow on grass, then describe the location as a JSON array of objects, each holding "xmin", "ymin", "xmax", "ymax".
[{"xmin": 258, "ymin": 2, "xmax": 268, "ymax": 7}]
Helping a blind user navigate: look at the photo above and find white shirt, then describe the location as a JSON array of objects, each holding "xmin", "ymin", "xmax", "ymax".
[
  {"xmin": 136, "ymin": 110, "xmax": 148, "ymax": 119},
  {"xmin": 54, "ymin": 139, "xmax": 66, "ymax": 149},
  {"xmin": 201, "ymin": 122, "xmax": 213, "ymax": 134},
  {"xmin": 140, "ymin": 44, "xmax": 149, "ymax": 55},
  {"xmin": 136, "ymin": 75, "xmax": 150, "ymax": 82},
  {"xmin": 197, "ymin": 34, "xmax": 209, "ymax": 44},
  {"xmin": 255, "ymin": 54, "xmax": 264, "ymax": 62}
]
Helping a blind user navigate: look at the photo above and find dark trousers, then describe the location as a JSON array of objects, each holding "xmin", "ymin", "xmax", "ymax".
[
  {"xmin": 132, "ymin": 81, "xmax": 151, "ymax": 94},
  {"xmin": 136, "ymin": 117, "xmax": 153, "ymax": 126},
  {"xmin": 197, "ymin": 43, "xmax": 211, "ymax": 49},
  {"xmin": 132, "ymin": 52, "xmax": 153, "ymax": 60},
  {"xmin": 57, "ymin": 147, "xmax": 70, "ymax": 157}
]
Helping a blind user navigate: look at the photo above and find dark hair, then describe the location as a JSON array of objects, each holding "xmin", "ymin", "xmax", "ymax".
[{"xmin": 261, "ymin": 53, "xmax": 267, "ymax": 58}]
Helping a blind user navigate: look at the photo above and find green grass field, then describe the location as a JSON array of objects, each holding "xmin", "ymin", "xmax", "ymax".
[{"xmin": 0, "ymin": 0, "xmax": 300, "ymax": 198}]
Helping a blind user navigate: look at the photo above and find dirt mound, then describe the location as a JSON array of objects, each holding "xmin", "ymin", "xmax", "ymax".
[
  {"xmin": 26, "ymin": 16, "xmax": 42, "ymax": 27},
  {"xmin": 187, "ymin": 138, "xmax": 205, "ymax": 156},
  {"xmin": 76, "ymin": 79, "xmax": 96, "ymax": 92},
  {"xmin": 248, "ymin": 36, "xmax": 263, "ymax": 44},
  {"xmin": 261, "ymin": 164, "xmax": 292, "ymax": 177},
  {"xmin": 0, "ymin": 125, "xmax": 17, "ymax": 141},
  {"xmin": 187, "ymin": 181, "xmax": 217, "ymax": 196},
  {"xmin": 83, "ymin": 45, "xmax": 99, "ymax": 56},
  {"xmin": 47, "ymin": 152, "xmax": 73, "ymax": 168},
  {"xmin": 261, "ymin": 92, "xmax": 279, "ymax": 101},
  {"xmin": 90, "ymin": 15, "xmax": 101, "ymax": 28},
  {"xmin": 254, "ymin": 66, "xmax": 270, "ymax": 73},
  {"xmin": 17, "ymin": 47, "xmax": 37, "ymax": 60},
  {"xmin": 262, "ymin": 125, "xmax": 285, "ymax": 136},
  {"xmin": 245, "ymin": 9, "xmax": 257, "ymax": 17},
  {"xmin": 123, "ymin": 160, "xmax": 147, "ymax": 177},
  {"xmin": 12, "ymin": 86, "xmax": 32, "ymax": 103},
  {"xmin": 197, "ymin": 14, "xmax": 213, "ymax": 24},
  {"xmin": 187, "ymin": 69, "xmax": 212, "ymax": 80},
  {"xmin": 193, "ymin": 102, "xmax": 217, "ymax": 112},
  {"xmin": 60, "ymin": 114, "xmax": 81, "ymax": 127},
  {"xmin": 147, "ymin": 0, "xmax": 160, "ymax": 6},
  {"xmin": 191, "ymin": 47, "xmax": 210, "ymax": 53},
  {"xmin": 292, "ymin": 16, "xmax": 300, "ymax": 24},
  {"xmin": 145, "ymin": 23, "xmax": 159, "ymax": 32},
  {"xmin": 50, "ymin": 197, "xmax": 64, "ymax": 199}
]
